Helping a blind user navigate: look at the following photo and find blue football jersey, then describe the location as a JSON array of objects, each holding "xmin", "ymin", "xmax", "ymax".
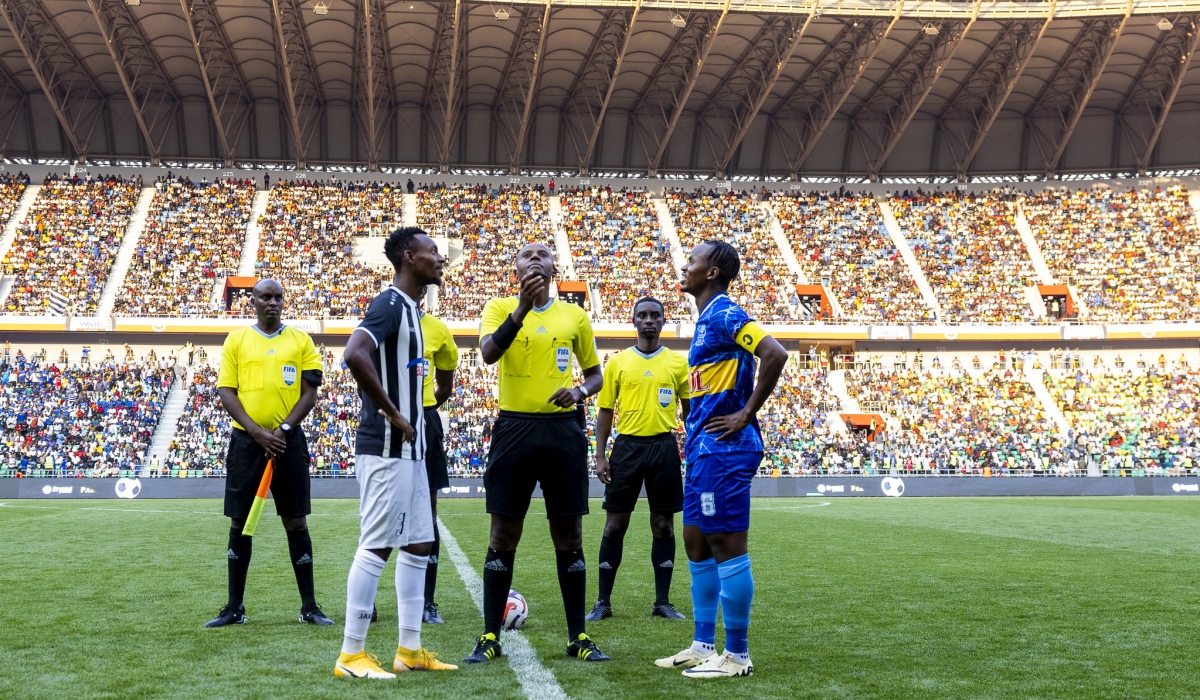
[{"xmin": 684, "ymin": 293, "xmax": 768, "ymax": 459}]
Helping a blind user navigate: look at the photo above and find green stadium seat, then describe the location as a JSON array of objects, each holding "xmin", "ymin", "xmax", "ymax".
[{"xmin": 170, "ymin": 470, "xmax": 179, "ymax": 478}]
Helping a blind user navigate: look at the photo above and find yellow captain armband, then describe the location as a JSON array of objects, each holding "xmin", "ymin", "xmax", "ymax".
[{"xmin": 734, "ymin": 321, "xmax": 768, "ymax": 353}]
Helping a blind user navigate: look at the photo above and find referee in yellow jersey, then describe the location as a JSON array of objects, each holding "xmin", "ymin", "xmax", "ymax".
[
  {"xmin": 418, "ymin": 298, "xmax": 458, "ymax": 623},
  {"xmin": 204, "ymin": 279, "xmax": 331, "ymax": 628},
  {"xmin": 464, "ymin": 242, "xmax": 610, "ymax": 664},
  {"xmin": 587, "ymin": 297, "xmax": 690, "ymax": 622}
]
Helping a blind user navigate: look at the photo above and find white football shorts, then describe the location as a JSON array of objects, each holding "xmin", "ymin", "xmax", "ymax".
[{"xmin": 355, "ymin": 455, "xmax": 435, "ymax": 549}]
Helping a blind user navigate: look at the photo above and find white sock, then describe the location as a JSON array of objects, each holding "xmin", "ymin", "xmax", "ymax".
[
  {"xmin": 396, "ymin": 550, "xmax": 428, "ymax": 650},
  {"xmin": 691, "ymin": 640, "xmax": 716, "ymax": 655},
  {"xmin": 342, "ymin": 548, "xmax": 386, "ymax": 655},
  {"xmin": 725, "ymin": 649, "xmax": 750, "ymax": 663}
]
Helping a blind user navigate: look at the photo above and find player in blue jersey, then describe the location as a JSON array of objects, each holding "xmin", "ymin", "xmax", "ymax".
[{"xmin": 654, "ymin": 240, "xmax": 787, "ymax": 679}]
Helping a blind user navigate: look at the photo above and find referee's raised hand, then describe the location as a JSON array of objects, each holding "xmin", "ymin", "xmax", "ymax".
[{"xmin": 378, "ymin": 406, "xmax": 415, "ymax": 444}]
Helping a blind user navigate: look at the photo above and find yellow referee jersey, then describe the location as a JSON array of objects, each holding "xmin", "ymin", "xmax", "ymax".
[
  {"xmin": 420, "ymin": 312, "xmax": 459, "ymax": 408},
  {"xmin": 217, "ymin": 324, "xmax": 322, "ymax": 431},
  {"xmin": 480, "ymin": 297, "xmax": 600, "ymax": 413},
  {"xmin": 596, "ymin": 346, "xmax": 690, "ymax": 436}
]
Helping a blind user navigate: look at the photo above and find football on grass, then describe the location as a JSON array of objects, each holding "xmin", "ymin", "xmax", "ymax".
[{"xmin": 502, "ymin": 590, "xmax": 528, "ymax": 630}]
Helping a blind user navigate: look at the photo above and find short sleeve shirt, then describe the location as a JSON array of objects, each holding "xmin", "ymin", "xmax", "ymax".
[
  {"xmin": 480, "ymin": 297, "xmax": 599, "ymax": 414},
  {"xmin": 684, "ymin": 293, "xmax": 768, "ymax": 459},
  {"xmin": 419, "ymin": 313, "xmax": 459, "ymax": 408},
  {"xmin": 596, "ymin": 346, "xmax": 689, "ymax": 436},
  {"xmin": 217, "ymin": 324, "xmax": 322, "ymax": 431}
]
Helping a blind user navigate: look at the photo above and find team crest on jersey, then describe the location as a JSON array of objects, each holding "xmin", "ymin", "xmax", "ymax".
[
  {"xmin": 281, "ymin": 364, "xmax": 297, "ymax": 386},
  {"xmin": 694, "ymin": 324, "xmax": 707, "ymax": 346},
  {"xmin": 556, "ymin": 346, "xmax": 570, "ymax": 372},
  {"xmin": 658, "ymin": 387, "xmax": 673, "ymax": 407}
]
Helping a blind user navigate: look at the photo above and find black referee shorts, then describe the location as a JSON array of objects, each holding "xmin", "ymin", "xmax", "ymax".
[
  {"xmin": 424, "ymin": 407, "xmax": 450, "ymax": 491},
  {"xmin": 224, "ymin": 427, "xmax": 311, "ymax": 519},
  {"xmin": 603, "ymin": 433, "xmax": 684, "ymax": 514},
  {"xmin": 484, "ymin": 410, "xmax": 589, "ymax": 520}
]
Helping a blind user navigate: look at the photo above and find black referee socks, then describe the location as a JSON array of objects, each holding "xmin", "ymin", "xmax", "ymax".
[
  {"xmin": 482, "ymin": 548, "xmax": 516, "ymax": 637},
  {"xmin": 651, "ymin": 536, "xmax": 676, "ymax": 605},
  {"xmin": 596, "ymin": 537, "xmax": 623, "ymax": 605},
  {"xmin": 226, "ymin": 527, "xmax": 252, "ymax": 608},
  {"xmin": 556, "ymin": 549, "xmax": 588, "ymax": 640},
  {"xmin": 287, "ymin": 529, "xmax": 316, "ymax": 609},
  {"xmin": 424, "ymin": 525, "xmax": 441, "ymax": 605}
]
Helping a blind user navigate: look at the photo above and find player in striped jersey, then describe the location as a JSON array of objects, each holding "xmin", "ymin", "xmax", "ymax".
[{"xmin": 334, "ymin": 227, "xmax": 457, "ymax": 679}]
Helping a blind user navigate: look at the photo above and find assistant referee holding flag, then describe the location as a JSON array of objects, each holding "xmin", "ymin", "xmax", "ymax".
[
  {"xmin": 586, "ymin": 297, "xmax": 689, "ymax": 622},
  {"xmin": 464, "ymin": 242, "xmax": 610, "ymax": 664},
  {"xmin": 204, "ymin": 278, "xmax": 331, "ymax": 628}
]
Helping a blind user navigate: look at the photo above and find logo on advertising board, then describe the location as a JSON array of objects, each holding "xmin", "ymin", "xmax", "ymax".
[
  {"xmin": 1172, "ymin": 483, "xmax": 1199, "ymax": 493},
  {"xmin": 41, "ymin": 485, "xmax": 73, "ymax": 495},
  {"xmin": 115, "ymin": 478, "xmax": 141, "ymax": 499},
  {"xmin": 881, "ymin": 477, "xmax": 905, "ymax": 497}
]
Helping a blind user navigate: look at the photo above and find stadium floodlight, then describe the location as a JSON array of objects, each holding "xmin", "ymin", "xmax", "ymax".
[
  {"xmin": 922, "ymin": 23, "xmax": 939, "ymax": 35},
  {"xmin": 313, "ymin": 0, "xmax": 328, "ymax": 13},
  {"xmin": 1157, "ymin": 18, "xmax": 1173, "ymax": 30},
  {"xmin": 671, "ymin": 13, "xmax": 686, "ymax": 28},
  {"xmin": 495, "ymin": 8, "xmax": 510, "ymax": 20}
]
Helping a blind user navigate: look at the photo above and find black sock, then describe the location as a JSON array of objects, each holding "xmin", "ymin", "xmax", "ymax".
[
  {"xmin": 227, "ymin": 527, "xmax": 252, "ymax": 608},
  {"xmin": 482, "ymin": 548, "xmax": 515, "ymax": 637},
  {"xmin": 596, "ymin": 536, "xmax": 623, "ymax": 605},
  {"xmin": 286, "ymin": 528, "xmax": 316, "ymax": 609},
  {"xmin": 556, "ymin": 549, "xmax": 587, "ymax": 640},
  {"xmin": 424, "ymin": 523, "xmax": 441, "ymax": 605},
  {"xmin": 651, "ymin": 535, "xmax": 676, "ymax": 605}
]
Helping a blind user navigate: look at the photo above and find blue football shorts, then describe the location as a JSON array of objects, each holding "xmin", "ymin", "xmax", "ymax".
[{"xmin": 683, "ymin": 451, "xmax": 763, "ymax": 534}]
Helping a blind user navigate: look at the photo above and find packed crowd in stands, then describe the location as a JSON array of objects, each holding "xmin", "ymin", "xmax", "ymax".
[
  {"xmin": 166, "ymin": 365, "xmax": 227, "ymax": 475},
  {"xmin": 1025, "ymin": 185, "xmax": 1200, "ymax": 322},
  {"xmin": 770, "ymin": 191, "xmax": 928, "ymax": 322},
  {"xmin": 892, "ymin": 190, "xmax": 1038, "ymax": 323},
  {"xmin": 420, "ymin": 184, "xmax": 554, "ymax": 320},
  {"xmin": 0, "ymin": 350, "xmax": 172, "ymax": 477},
  {"xmin": 1043, "ymin": 365, "xmax": 1200, "ymax": 476},
  {"xmin": 842, "ymin": 367, "xmax": 1066, "ymax": 475},
  {"xmin": 561, "ymin": 186, "xmax": 690, "ymax": 320},
  {"xmin": 115, "ymin": 177, "xmax": 255, "ymax": 316},
  {"xmin": 0, "ymin": 172, "xmax": 28, "ymax": 230},
  {"xmin": 441, "ymin": 358, "xmax": 496, "ymax": 476},
  {"xmin": 256, "ymin": 181, "xmax": 396, "ymax": 318},
  {"xmin": 758, "ymin": 357, "xmax": 844, "ymax": 474},
  {"xmin": 667, "ymin": 188, "xmax": 795, "ymax": 321},
  {"xmin": 4, "ymin": 175, "xmax": 140, "ymax": 315}
]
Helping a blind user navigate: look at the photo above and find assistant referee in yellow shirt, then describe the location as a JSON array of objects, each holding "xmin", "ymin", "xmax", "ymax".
[
  {"xmin": 204, "ymin": 278, "xmax": 330, "ymax": 629},
  {"xmin": 463, "ymin": 242, "xmax": 610, "ymax": 665},
  {"xmin": 587, "ymin": 297, "xmax": 690, "ymax": 622},
  {"xmin": 418, "ymin": 300, "xmax": 458, "ymax": 623}
]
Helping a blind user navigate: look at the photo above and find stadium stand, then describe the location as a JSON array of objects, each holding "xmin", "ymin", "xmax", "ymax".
[
  {"xmin": 844, "ymin": 367, "xmax": 1063, "ymax": 475},
  {"xmin": 255, "ymin": 181, "xmax": 396, "ymax": 318},
  {"xmin": 0, "ymin": 355, "xmax": 172, "ymax": 477},
  {"xmin": 666, "ymin": 188, "xmax": 795, "ymax": 322},
  {"xmin": 166, "ymin": 365, "xmax": 228, "ymax": 476},
  {"xmin": 422, "ymin": 184, "xmax": 554, "ymax": 320},
  {"xmin": 0, "ymin": 173, "xmax": 28, "ymax": 229},
  {"xmin": 1043, "ymin": 367, "xmax": 1200, "ymax": 476},
  {"xmin": 770, "ymin": 191, "xmax": 928, "ymax": 322},
  {"xmin": 1024, "ymin": 186, "xmax": 1200, "ymax": 323},
  {"xmin": 892, "ymin": 191, "xmax": 1038, "ymax": 323},
  {"xmin": 3, "ymin": 175, "xmax": 140, "ymax": 315},
  {"xmin": 560, "ymin": 186, "xmax": 689, "ymax": 320},
  {"xmin": 114, "ymin": 177, "xmax": 255, "ymax": 317},
  {"xmin": 442, "ymin": 359, "xmax": 497, "ymax": 476},
  {"xmin": 759, "ymin": 359, "xmax": 845, "ymax": 474}
]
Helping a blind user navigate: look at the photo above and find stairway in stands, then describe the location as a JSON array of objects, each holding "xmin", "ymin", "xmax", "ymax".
[
  {"xmin": 760, "ymin": 203, "xmax": 808, "ymax": 283},
  {"xmin": 238, "ymin": 190, "xmax": 271, "ymax": 276},
  {"xmin": 1026, "ymin": 368, "xmax": 1071, "ymax": 438},
  {"xmin": 403, "ymin": 192, "xmax": 418, "ymax": 227},
  {"xmin": 96, "ymin": 187, "xmax": 157, "ymax": 317},
  {"xmin": 874, "ymin": 195, "xmax": 943, "ymax": 321},
  {"xmin": 546, "ymin": 195, "xmax": 577, "ymax": 279},
  {"xmin": 143, "ymin": 366, "xmax": 191, "ymax": 475},
  {"xmin": 0, "ymin": 185, "xmax": 41, "ymax": 307},
  {"xmin": 1012, "ymin": 202, "xmax": 1054, "ymax": 284},
  {"xmin": 650, "ymin": 197, "xmax": 698, "ymax": 317}
]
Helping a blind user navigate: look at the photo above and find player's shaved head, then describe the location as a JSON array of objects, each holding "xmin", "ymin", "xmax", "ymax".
[
  {"xmin": 253, "ymin": 278, "xmax": 284, "ymax": 296},
  {"xmin": 515, "ymin": 242, "xmax": 557, "ymax": 279}
]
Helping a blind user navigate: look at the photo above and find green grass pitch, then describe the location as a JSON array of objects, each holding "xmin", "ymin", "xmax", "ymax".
[{"xmin": 2, "ymin": 496, "xmax": 1198, "ymax": 699}]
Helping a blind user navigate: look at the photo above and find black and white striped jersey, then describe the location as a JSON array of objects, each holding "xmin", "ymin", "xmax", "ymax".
[{"xmin": 352, "ymin": 286, "xmax": 426, "ymax": 460}]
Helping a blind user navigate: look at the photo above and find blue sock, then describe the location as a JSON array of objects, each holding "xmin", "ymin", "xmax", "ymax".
[
  {"xmin": 718, "ymin": 554, "xmax": 754, "ymax": 655},
  {"xmin": 688, "ymin": 558, "xmax": 719, "ymax": 646}
]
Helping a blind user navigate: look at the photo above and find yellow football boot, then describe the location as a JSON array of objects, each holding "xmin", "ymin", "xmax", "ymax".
[
  {"xmin": 334, "ymin": 651, "xmax": 396, "ymax": 679},
  {"xmin": 395, "ymin": 646, "xmax": 459, "ymax": 672}
]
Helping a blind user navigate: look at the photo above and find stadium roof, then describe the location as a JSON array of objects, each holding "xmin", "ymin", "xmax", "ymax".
[{"xmin": 0, "ymin": 0, "xmax": 1198, "ymax": 180}]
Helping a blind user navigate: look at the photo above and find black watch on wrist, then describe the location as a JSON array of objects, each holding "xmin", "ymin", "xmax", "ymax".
[{"xmin": 280, "ymin": 422, "xmax": 292, "ymax": 433}]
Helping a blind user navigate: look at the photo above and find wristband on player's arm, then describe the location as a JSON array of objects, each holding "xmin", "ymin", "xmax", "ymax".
[{"xmin": 491, "ymin": 314, "xmax": 521, "ymax": 350}]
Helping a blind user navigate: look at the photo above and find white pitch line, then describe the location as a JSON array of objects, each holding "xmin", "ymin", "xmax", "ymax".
[{"xmin": 437, "ymin": 516, "xmax": 569, "ymax": 700}]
